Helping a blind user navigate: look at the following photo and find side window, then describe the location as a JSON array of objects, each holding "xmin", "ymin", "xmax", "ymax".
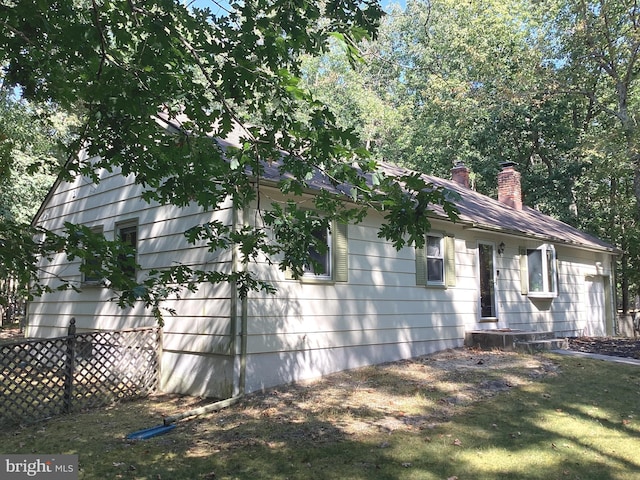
[
  {"xmin": 520, "ymin": 244, "xmax": 557, "ymax": 297},
  {"xmin": 287, "ymin": 221, "xmax": 348, "ymax": 283},
  {"xmin": 117, "ymin": 223, "xmax": 138, "ymax": 280},
  {"xmin": 416, "ymin": 234, "xmax": 456, "ymax": 288},
  {"xmin": 82, "ymin": 226, "xmax": 104, "ymax": 285},
  {"xmin": 304, "ymin": 227, "xmax": 332, "ymax": 279},
  {"xmin": 426, "ymin": 235, "xmax": 445, "ymax": 285}
]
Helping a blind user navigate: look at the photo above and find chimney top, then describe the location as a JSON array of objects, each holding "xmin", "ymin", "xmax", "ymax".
[
  {"xmin": 497, "ymin": 162, "xmax": 522, "ymax": 210},
  {"xmin": 451, "ymin": 161, "xmax": 470, "ymax": 189},
  {"xmin": 500, "ymin": 161, "xmax": 518, "ymax": 169}
]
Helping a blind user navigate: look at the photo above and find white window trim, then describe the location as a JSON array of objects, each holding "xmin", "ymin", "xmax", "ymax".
[
  {"xmin": 416, "ymin": 233, "xmax": 456, "ymax": 288},
  {"xmin": 526, "ymin": 244, "xmax": 558, "ymax": 298},
  {"xmin": 303, "ymin": 226, "xmax": 332, "ymax": 280},
  {"xmin": 288, "ymin": 221, "xmax": 348, "ymax": 284},
  {"xmin": 426, "ymin": 233, "xmax": 445, "ymax": 286}
]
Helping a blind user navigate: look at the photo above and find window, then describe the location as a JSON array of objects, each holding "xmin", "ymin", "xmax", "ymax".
[
  {"xmin": 304, "ymin": 227, "xmax": 332, "ymax": 278},
  {"xmin": 117, "ymin": 223, "xmax": 138, "ymax": 280},
  {"xmin": 416, "ymin": 234, "xmax": 456, "ymax": 287},
  {"xmin": 287, "ymin": 221, "xmax": 348, "ymax": 283},
  {"xmin": 426, "ymin": 235, "xmax": 445, "ymax": 284},
  {"xmin": 82, "ymin": 226, "xmax": 104, "ymax": 285},
  {"xmin": 520, "ymin": 244, "xmax": 557, "ymax": 297}
]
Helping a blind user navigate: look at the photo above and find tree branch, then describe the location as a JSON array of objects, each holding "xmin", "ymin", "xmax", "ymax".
[{"xmin": 91, "ymin": 0, "xmax": 108, "ymax": 79}]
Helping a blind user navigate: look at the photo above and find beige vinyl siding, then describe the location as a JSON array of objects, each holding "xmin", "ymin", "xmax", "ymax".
[
  {"xmin": 243, "ymin": 309, "xmax": 465, "ymax": 335},
  {"xmin": 28, "ymin": 165, "xmax": 237, "ymax": 397},
  {"xmin": 245, "ymin": 324, "xmax": 462, "ymax": 353},
  {"xmin": 29, "ymin": 166, "xmax": 616, "ymax": 397},
  {"xmin": 490, "ymin": 242, "xmax": 613, "ymax": 336},
  {"xmin": 161, "ymin": 351, "xmax": 235, "ymax": 397},
  {"xmin": 243, "ymin": 187, "xmax": 614, "ymax": 392},
  {"xmin": 243, "ymin": 189, "xmax": 472, "ymax": 390}
]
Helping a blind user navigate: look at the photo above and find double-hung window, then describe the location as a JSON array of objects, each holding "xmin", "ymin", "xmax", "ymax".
[
  {"xmin": 426, "ymin": 234, "xmax": 445, "ymax": 285},
  {"xmin": 117, "ymin": 222, "xmax": 138, "ymax": 281},
  {"xmin": 416, "ymin": 233, "xmax": 456, "ymax": 287},
  {"xmin": 82, "ymin": 226, "xmax": 104, "ymax": 285},
  {"xmin": 286, "ymin": 221, "xmax": 348, "ymax": 283},
  {"xmin": 304, "ymin": 227, "xmax": 332, "ymax": 279},
  {"xmin": 520, "ymin": 244, "xmax": 557, "ymax": 297}
]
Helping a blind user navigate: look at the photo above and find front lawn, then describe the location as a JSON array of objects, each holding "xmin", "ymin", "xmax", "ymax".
[{"xmin": 1, "ymin": 349, "xmax": 639, "ymax": 479}]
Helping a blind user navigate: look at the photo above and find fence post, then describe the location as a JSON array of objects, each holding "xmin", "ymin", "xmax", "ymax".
[{"xmin": 63, "ymin": 318, "xmax": 77, "ymax": 414}]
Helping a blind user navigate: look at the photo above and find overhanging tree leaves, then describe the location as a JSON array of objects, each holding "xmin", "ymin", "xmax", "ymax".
[
  {"xmin": 293, "ymin": 0, "xmax": 640, "ymax": 309},
  {"xmin": 0, "ymin": 88, "xmax": 71, "ymax": 224},
  {"xmin": 0, "ymin": 0, "xmax": 457, "ymax": 321},
  {"xmin": 543, "ymin": 0, "xmax": 640, "ymax": 309}
]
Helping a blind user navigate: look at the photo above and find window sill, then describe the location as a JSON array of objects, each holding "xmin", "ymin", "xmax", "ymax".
[
  {"xmin": 299, "ymin": 276, "xmax": 335, "ymax": 285},
  {"xmin": 527, "ymin": 291, "xmax": 557, "ymax": 299},
  {"xmin": 480, "ymin": 317, "xmax": 499, "ymax": 323}
]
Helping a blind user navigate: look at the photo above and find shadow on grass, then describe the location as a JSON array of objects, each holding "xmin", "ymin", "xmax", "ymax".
[{"xmin": 1, "ymin": 352, "xmax": 639, "ymax": 479}]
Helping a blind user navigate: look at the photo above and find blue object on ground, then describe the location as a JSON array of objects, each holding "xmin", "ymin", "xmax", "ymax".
[{"xmin": 126, "ymin": 423, "xmax": 176, "ymax": 440}]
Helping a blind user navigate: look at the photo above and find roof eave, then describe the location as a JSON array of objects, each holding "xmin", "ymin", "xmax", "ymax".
[{"xmin": 460, "ymin": 222, "xmax": 620, "ymax": 255}]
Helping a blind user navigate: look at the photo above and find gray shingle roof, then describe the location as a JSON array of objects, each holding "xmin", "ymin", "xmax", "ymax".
[
  {"xmin": 379, "ymin": 162, "xmax": 616, "ymax": 253},
  {"xmin": 158, "ymin": 113, "xmax": 616, "ymax": 254}
]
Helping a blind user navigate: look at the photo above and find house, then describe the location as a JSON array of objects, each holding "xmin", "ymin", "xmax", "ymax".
[{"xmin": 27, "ymin": 132, "xmax": 618, "ymax": 399}]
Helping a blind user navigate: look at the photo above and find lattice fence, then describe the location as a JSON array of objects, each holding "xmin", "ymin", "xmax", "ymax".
[{"xmin": 0, "ymin": 319, "xmax": 161, "ymax": 425}]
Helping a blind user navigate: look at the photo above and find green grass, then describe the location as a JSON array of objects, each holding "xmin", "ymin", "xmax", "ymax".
[{"xmin": 1, "ymin": 352, "xmax": 639, "ymax": 479}]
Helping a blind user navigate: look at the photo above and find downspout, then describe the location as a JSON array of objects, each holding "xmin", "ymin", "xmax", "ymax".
[
  {"xmin": 237, "ymin": 203, "xmax": 249, "ymax": 396},
  {"xmin": 163, "ymin": 202, "xmax": 248, "ymax": 425}
]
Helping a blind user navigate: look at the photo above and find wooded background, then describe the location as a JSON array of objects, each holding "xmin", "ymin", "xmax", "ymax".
[{"xmin": 2, "ymin": 0, "xmax": 639, "ymax": 313}]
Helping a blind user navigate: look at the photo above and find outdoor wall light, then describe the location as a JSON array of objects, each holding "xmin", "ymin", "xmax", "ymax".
[{"xmin": 498, "ymin": 242, "xmax": 505, "ymax": 256}]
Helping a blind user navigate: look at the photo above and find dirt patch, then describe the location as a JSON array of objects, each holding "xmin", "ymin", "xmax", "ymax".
[
  {"xmin": 568, "ymin": 336, "xmax": 640, "ymax": 359},
  {"xmin": 0, "ymin": 324, "xmax": 24, "ymax": 343},
  {"xmin": 2, "ymin": 323, "xmax": 638, "ymax": 445},
  {"xmin": 171, "ymin": 348, "xmax": 560, "ymax": 454}
]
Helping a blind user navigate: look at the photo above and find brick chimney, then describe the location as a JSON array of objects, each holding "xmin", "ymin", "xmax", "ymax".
[
  {"xmin": 497, "ymin": 161, "xmax": 522, "ymax": 210},
  {"xmin": 451, "ymin": 161, "xmax": 470, "ymax": 189}
]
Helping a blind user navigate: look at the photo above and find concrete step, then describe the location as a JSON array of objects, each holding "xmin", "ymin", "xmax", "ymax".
[{"xmin": 515, "ymin": 338, "xmax": 569, "ymax": 354}]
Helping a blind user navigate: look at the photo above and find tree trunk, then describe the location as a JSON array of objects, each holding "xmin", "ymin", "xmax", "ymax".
[{"xmin": 621, "ymin": 252, "xmax": 629, "ymax": 314}]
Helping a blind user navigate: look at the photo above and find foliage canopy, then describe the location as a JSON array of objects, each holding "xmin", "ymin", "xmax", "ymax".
[
  {"xmin": 0, "ymin": 0, "xmax": 457, "ymax": 320},
  {"xmin": 303, "ymin": 0, "xmax": 640, "ymax": 309}
]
